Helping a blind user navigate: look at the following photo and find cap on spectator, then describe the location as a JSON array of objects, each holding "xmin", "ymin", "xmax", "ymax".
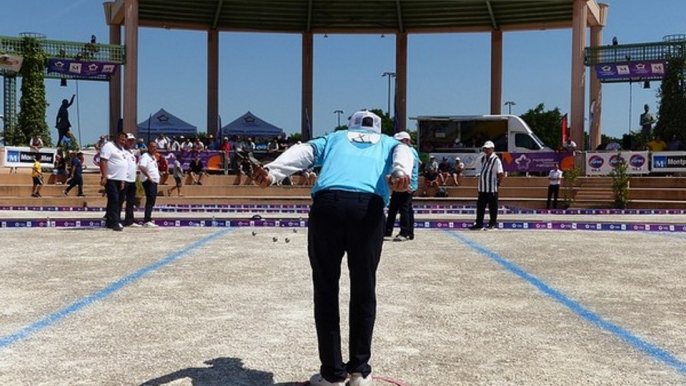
[
  {"xmin": 393, "ymin": 131, "xmax": 411, "ymax": 141},
  {"xmin": 348, "ymin": 110, "xmax": 381, "ymax": 133},
  {"xmin": 126, "ymin": 133, "xmax": 135, "ymax": 140},
  {"xmin": 482, "ymin": 140, "xmax": 495, "ymax": 149},
  {"xmin": 430, "ymin": 155, "xmax": 435, "ymax": 159},
  {"xmin": 455, "ymin": 157, "xmax": 461, "ymax": 161},
  {"xmin": 138, "ymin": 138, "xmax": 144, "ymax": 142},
  {"xmin": 180, "ymin": 135, "xmax": 185, "ymax": 139}
]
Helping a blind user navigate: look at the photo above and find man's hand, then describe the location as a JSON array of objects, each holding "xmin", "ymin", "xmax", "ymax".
[
  {"xmin": 252, "ymin": 165, "xmax": 273, "ymax": 188},
  {"xmin": 387, "ymin": 175, "xmax": 410, "ymax": 192}
]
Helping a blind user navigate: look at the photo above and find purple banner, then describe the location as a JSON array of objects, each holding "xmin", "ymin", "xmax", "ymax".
[
  {"xmin": 501, "ymin": 152, "xmax": 574, "ymax": 173},
  {"xmin": 47, "ymin": 58, "xmax": 119, "ymax": 79},
  {"xmin": 158, "ymin": 150, "xmax": 225, "ymax": 172},
  {"xmin": 594, "ymin": 60, "xmax": 667, "ymax": 81}
]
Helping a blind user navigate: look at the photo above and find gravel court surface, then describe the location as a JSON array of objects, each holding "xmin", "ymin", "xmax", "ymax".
[{"xmin": 0, "ymin": 227, "xmax": 685, "ymax": 385}]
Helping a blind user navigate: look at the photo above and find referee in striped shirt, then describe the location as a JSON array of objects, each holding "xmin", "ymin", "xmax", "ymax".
[{"xmin": 469, "ymin": 140, "xmax": 504, "ymax": 230}]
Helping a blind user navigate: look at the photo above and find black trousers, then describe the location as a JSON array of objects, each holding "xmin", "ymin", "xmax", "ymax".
[
  {"xmin": 119, "ymin": 181, "xmax": 137, "ymax": 225},
  {"xmin": 308, "ymin": 190, "xmax": 385, "ymax": 383},
  {"xmin": 142, "ymin": 180, "xmax": 158, "ymax": 223},
  {"xmin": 64, "ymin": 174, "xmax": 83, "ymax": 196},
  {"xmin": 547, "ymin": 184, "xmax": 560, "ymax": 209},
  {"xmin": 104, "ymin": 179, "xmax": 124, "ymax": 228},
  {"xmin": 385, "ymin": 191, "xmax": 414, "ymax": 237},
  {"xmin": 475, "ymin": 191, "xmax": 499, "ymax": 227}
]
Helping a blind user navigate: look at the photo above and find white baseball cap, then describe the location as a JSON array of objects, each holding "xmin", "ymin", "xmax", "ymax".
[
  {"xmin": 126, "ymin": 133, "xmax": 135, "ymax": 140},
  {"xmin": 482, "ymin": 140, "xmax": 495, "ymax": 149},
  {"xmin": 394, "ymin": 131, "xmax": 411, "ymax": 141},
  {"xmin": 348, "ymin": 110, "xmax": 382, "ymax": 133}
]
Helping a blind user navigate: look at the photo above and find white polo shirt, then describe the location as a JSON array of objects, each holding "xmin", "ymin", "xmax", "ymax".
[
  {"xmin": 549, "ymin": 169, "xmax": 563, "ymax": 186},
  {"xmin": 123, "ymin": 149, "xmax": 138, "ymax": 183},
  {"xmin": 100, "ymin": 141, "xmax": 128, "ymax": 181},
  {"xmin": 139, "ymin": 152, "xmax": 160, "ymax": 183}
]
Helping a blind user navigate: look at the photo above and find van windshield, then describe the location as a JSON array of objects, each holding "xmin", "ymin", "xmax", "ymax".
[{"xmin": 418, "ymin": 119, "xmax": 508, "ymax": 153}]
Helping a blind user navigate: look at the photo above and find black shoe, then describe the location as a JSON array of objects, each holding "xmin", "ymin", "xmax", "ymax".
[
  {"xmin": 112, "ymin": 224, "xmax": 124, "ymax": 232},
  {"xmin": 468, "ymin": 225, "xmax": 484, "ymax": 231},
  {"xmin": 408, "ymin": 234, "xmax": 415, "ymax": 240},
  {"xmin": 77, "ymin": 194, "xmax": 86, "ymax": 197},
  {"xmin": 486, "ymin": 224, "xmax": 498, "ymax": 230}
]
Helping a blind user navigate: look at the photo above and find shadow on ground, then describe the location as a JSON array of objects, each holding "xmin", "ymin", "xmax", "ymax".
[{"xmin": 139, "ymin": 357, "xmax": 303, "ymax": 386}]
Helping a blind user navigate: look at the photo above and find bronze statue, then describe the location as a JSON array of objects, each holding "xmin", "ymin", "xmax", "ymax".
[
  {"xmin": 56, "ymin": 94, "xmax": 75, "ymax": 146},
  {"xmin": 640, "ymin": 104, "xmax": 656, "ymax": 143}
]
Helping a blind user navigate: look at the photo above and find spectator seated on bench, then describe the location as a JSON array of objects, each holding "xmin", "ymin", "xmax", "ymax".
[
  {"xmin": 422, "ymin": 165, "xmax": 440, "ymax": 196},
  {"xmin": 188, "ymin": 152, "xmax": 208, "ymax": 185}
]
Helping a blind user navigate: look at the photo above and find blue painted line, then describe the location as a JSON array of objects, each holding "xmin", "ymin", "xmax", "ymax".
[
  {"xmin": 447, "ymin": 230, "xmax": 686, "ymax": 374},
  {"xmin": 0, "ymin": 228, "xmax": 232, "ymax": 350}
]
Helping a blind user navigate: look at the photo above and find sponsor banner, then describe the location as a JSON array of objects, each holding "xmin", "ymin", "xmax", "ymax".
[
  {"xmin": 594, "ymin": 60, "xmax": 667, "ymax": 81},
  {"xmin": 0, "ymin": 54, "xmax": 23, "ymax": 72},
  {"xmin": 585, "ymin": 151, "xmax": 649, "ymax": 176},
  {"xmin": 651, "ymin": 151, "xmax": 686, "ymax": 172},
  {"xmin": 3, "ymin": 146, "xmax": 57, "ymax": 168},
  {"xmin": 83, "ymin": 149, "xmax": 226, "ymax": 172},
  {"xmin": 158, "ymin": 150, "xmax": 225, "ymax": 172},
  {"xmin": 2, "ymin": 203, "xmax": 686, "ymax": 216},
  {"xmin": 47, "ymin": 58, "xmax": 119, "ymax": 79},
  {"xmin": 501, "ymin": 151, "xmax": 574, "ymax": 173},
  {"xmin": 433, "ymin": 152, "xmax": 482, "ymax": 176},
  {"xmin": 2, "ymin": 217, "xmax": 686, "ymax": 232}
]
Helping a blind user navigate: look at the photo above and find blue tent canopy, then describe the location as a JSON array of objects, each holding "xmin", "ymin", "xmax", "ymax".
[
  {"xmin": 220, "ymin": 111, "xmax": 284, "ymax": 139},
  {"xmin": 137, "ymin": 108, "xmax": 198, "ymax": 139}
]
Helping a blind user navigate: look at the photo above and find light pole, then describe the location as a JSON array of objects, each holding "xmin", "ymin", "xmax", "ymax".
[
  {"xmin": 382, "ymin": 72, "xmax": 396, "ymax": 116},
  {"xmin": 333, "ymin": 110, "xmax": 344, "ymax": 128},
  {"xmin": 504, "ymin": 101, "xmax": 516, "ymax": 115}
]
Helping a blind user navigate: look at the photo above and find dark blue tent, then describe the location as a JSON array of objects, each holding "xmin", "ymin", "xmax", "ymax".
[
  {"xmin": 220, "ymin": 111, "xmax": 284, "ymax": 139},
  {"xmin": 137, "ymin": 108, "xmax": 197, "ymax": 140}
]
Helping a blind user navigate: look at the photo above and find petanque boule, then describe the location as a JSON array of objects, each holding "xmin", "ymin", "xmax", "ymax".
[{"xmin": 390, "ymin": 169, "xmax": 406, "ymax": 183}]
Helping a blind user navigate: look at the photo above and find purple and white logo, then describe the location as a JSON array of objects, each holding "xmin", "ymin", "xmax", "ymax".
[
  {"xmin": 629, "ymin": 154, "xmax": 646, "ymax": 168},
  {"xmin": 609, "ymin": 154, "xmax": 625, "ymax": 168},
  {"xmin": 588, "ymin": 155, "xmax": 604, "ymax": 168}
]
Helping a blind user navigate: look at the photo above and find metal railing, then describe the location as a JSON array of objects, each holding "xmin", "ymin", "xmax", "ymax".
[
  {"xmin": 0, "ymin": 35, "xmax": 125, "ymax": 63},
  {"xmin": 585, "ymin": 40, "xmax": 686, "ymax": 65}
]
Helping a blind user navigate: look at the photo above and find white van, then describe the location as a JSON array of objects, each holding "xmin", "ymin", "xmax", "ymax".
[
  {"xmin": 411, "ymin": 114, "xmax": 553, "ymax": 175},
  {"xmin": 412, "ymin": 114, "xmax": 551, "ymax": 153}
]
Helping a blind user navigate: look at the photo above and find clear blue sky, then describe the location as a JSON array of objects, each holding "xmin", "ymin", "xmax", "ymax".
[{"xmin": 2, "ymin": 0, "xmax": 685, "ymax": 146}]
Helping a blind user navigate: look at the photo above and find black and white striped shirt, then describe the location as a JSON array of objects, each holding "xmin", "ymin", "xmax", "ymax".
[{"xmin": 478, "ymin": 153, "xmax": 504, "ymax": 193}]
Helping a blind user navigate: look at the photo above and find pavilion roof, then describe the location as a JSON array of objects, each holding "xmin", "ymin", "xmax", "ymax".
[{"xmin": 106, "ymin": 0, "xmax": 605, "ymax": 33}]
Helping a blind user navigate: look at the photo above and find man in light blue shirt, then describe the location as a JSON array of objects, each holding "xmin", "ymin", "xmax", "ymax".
[{"xmin": 253, "ymin": 110, "xmax": 412, "ymax": 386}]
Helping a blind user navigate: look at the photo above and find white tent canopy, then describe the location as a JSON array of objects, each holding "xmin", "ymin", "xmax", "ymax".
[
  {"xmin": 137, "ymin": 108, "xmax": 198, "ymax": 140},
  {"xmin": 220, "ymin": 111, "xmax": 284, "ymax": 139}
]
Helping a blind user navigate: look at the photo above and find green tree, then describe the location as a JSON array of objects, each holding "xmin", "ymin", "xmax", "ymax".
[
  {"xmin": 609, "ymin": 154, "xmax": 631, "ymax": 209},
  {"xmin": 287, "ymin": 132, "xmax": 302, "ymax": 142},
  {"xmin": 14, "ymin": 37, "xmax": 51, "ymax": 146},
  {"xmin": 655, "ymin": 55, "xmax": 686, "ymax": 141},
  {"xmin": 519, "ymin": 103, "xmax": 563, "ymax": 150}
]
